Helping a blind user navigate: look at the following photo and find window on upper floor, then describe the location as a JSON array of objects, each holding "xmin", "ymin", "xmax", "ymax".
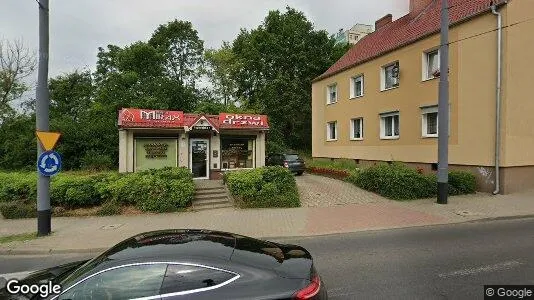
[
  {"xmin": 423, "ymin": 49, "xmax": 440, "ymax": 80},
  {"xmin": 350, "ymin": 75, "xmax": 364, "ymax": 98},
  {"xmin": 421, "ymin": 106, "xmax": 439, "ymax": 137},
  {"xmin": 326, "ymin": 121, "xmax": 338, "ymax": 141},
  {"xmin": 380, "ymin": 112, "xmax": 400, "ymax": 139},
  {"xmin": 326, "ymin": 84, "xmax": 338, "ymax": 104},
  {"xmin": 350, "ymin": 118, "xmax": 364, "ymax": 140},
  {"xmin": 381, "ymin": 62, "xmax": 400, "ymax": 91}
]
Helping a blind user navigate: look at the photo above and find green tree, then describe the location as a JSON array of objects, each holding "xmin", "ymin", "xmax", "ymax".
[
  {"xmin": 204, "ymin": 42, "xmax": 237, "ymax": 107},
  {"xmin": 0, "ymin": 113, "xmax": 35, "ymax": 170},
  {"xmin": 231, "ymin": 7, "xmax": 349, "ymax": 151},
  {"xmin": 149, "ymin": 20, "xmax": 204, "ymax": 88}
]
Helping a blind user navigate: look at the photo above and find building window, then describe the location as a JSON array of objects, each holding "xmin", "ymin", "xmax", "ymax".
[
  {"xmin": 221, "ymin": 137, "xmax": 255, "ymax": 170},
  {"xmin": 350, "ymin": 118, "xmax": 364, "ymax": 140},
  {"xmin": 380, "ymin": 112, "xmax": 400, "ymax": 139},
  {"xmin": 134, "ymin": 138, "xmax": 178, "ymax": 171},
  {"xmin": 326, "ymin": 84, "xmax": 338, "ymax": 104},
  {"xmin": 424, "ymin": 50, "xmax": 440, "ymax": 80},
  {"xmin": 326, "ymin": 121, "xmax": 337, "ymax": 141},
  {"xmin": 421, "ymin": 106, "xmax": 439, "ymax": 137},
  {"xmin": 350, "ymin": 75, "xmax": 364, "ymax": 98},
  {"xmin": 381, "ymin": 62, "xmax": 400, "ymax": 90}
]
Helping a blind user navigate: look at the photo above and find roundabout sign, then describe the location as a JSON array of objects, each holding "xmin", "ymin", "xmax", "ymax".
[{"xmin": 37, "ymin": 151, "xmax": 62, "ymax": 177}]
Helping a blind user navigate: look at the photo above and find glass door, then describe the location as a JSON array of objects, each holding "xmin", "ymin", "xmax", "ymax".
[{"xmin": 190, "ymin": 139, "xmax": 209, "ymax": 179}]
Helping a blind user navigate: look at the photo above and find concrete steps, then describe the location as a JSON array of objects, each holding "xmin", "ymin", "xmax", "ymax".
[{"xmin": 193, "ymin": 181, "xmax": 232, "ymax": 211}]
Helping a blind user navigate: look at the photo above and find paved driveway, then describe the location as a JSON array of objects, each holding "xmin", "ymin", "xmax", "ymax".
[{"xmin": 295, "ymin": 173, "xmax": 388, "ymax": 207}]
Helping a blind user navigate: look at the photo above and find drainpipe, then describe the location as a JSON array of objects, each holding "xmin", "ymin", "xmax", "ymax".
[{"xmin": 492, "ymin": 4, "xmax": 503, "ymax": 195}]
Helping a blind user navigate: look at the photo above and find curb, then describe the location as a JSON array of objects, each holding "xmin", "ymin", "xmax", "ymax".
[
  {"xmin": 1, "ymin": 214, "xmax": 533, "ymax": 256},
  {"xmin": 0, "ymin": 248, "xmax": 107, "ymax": 256}
]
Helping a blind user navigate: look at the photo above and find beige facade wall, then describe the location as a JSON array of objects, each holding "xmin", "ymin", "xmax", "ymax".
[
  {"xmin": 502, "ymin": 0, "xmax": 534, "ymax": 167},
  {"xmin": 312, "ymin": 10, "xmax": 524, "ymax": 168},
  {"xmin": 178, "ymin": 133, "xmax": 189, "ymax": 168}
]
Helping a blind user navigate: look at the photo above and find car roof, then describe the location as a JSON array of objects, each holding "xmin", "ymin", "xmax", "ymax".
[{"xmin": 60, "ymin": 229, "xmax": 314, "ymax": 284}]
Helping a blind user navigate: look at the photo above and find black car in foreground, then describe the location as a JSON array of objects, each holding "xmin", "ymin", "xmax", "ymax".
[
  {"xmin": 266, "ymin": 153, "xmax": 306, "ymax": 175},
  {"xmin": 1, "ymin": 229, "xmax": 327, "ymax": 300}
]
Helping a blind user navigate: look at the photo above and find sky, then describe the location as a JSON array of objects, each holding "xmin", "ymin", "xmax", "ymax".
[{"xmin": 2, "ymin": 0, "xmax": 408, "ymax": 79}]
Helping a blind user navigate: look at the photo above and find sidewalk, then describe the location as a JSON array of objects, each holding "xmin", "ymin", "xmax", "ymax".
[{"xmin": 0, "ymin": 187, "xmax": 533, "ymax": 255}]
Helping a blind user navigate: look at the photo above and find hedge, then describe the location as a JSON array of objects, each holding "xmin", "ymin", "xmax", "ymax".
[
  {"xmin": 347, "ymin": 162, "xmax": 477, "ymax": 200},
  {"xmin": 0, "ymin": 167, "xmax": 195, "ymax": 218},
  {"xmin": 306, "ymin": 167, "xmax": 350, "ymax": 180},
  {"xmin": 225, "ymin": 166, "xmax": 300, "ymax": 208}
]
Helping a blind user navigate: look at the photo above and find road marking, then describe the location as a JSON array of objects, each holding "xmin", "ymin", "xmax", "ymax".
[{"xmin": 438, "ymin": 261, "xmax": 522, "ymax": 278}]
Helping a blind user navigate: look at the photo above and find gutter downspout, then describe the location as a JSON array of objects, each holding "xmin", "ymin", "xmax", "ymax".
[{"xmin": 492, "ymin": 4, "xmax": 503, "ymax": 195}]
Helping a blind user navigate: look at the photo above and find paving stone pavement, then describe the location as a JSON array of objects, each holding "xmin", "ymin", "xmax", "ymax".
[{"xmin": 296, "ymin": 173, "xmax": 388, "ymax": 207}]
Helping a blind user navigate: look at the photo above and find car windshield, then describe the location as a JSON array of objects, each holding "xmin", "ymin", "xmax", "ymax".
[{"xmin": 284, "ymin": 155, "xmax": 300, "ymax": 161}]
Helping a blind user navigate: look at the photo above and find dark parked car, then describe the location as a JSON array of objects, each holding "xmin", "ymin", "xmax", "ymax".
[
  {"xmin": 266, "ymin": 153, "xmax": 306, "ymax": 175},
  {"xmin": 1, "ymin": 229, "xmax": 327, "ymax": 300}
]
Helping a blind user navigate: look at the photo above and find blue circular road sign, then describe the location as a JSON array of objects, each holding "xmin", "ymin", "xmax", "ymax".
[{"xmin": 37, "ymin": 151, "xmax": 62, "ymax": 177}]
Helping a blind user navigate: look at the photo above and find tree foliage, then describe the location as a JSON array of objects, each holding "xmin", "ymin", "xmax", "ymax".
[
  {"xmin": 0, "ymin": 9, "xmax": 348, "ymax": 170},
  {"xmin": 230, "ymin": 7, "xmax": 349, "ymax": 150}
]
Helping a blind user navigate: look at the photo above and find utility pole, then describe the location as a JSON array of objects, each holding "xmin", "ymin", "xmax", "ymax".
[
  {"xmin": 36, "ymin": 0, "xmax": 51, "ymax": 235},
  {"xmin": 437, "ymin": 0, "xmax": 449, "ymax": 205}
]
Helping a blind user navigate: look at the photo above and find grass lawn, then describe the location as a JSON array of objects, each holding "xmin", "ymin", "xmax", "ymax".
[{"xmin": 0, "ymin": 232, "xmax": 40, "ymax": 244}]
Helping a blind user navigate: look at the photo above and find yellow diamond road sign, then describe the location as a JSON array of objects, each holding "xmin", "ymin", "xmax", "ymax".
[{"xmin": 36, "ymin": 131, "xmax": 61, "ymax": 151}]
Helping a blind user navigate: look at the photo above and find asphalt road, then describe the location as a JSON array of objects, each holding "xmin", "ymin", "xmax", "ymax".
[{"xmin": 1, "ymin": 217, "xmax": 534, "ymax": 299}]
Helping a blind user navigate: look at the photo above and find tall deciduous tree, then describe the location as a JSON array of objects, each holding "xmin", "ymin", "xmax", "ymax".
[
  {"xmin": 0, "ymin": 39, "xmax": 36, "ymax": 120},
  {"xmin": 149, "ymin": 20, "xmax": 204, "ymax": 88},
  {"xmin": 231, "ymin": 7, "xmax": 349, "ymax": 151},
  {"xmin": 204, "ymin": 42, "xmax": 237, "ymax": 107}
]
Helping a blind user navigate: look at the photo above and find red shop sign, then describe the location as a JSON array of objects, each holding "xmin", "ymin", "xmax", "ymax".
[
  {"xmin": 118, "ymin": 108, "xmax": 184, "ymax": 128},
  {"xmin": 219, "ymin": 113, "xmax": 269, "ymax": 128}
]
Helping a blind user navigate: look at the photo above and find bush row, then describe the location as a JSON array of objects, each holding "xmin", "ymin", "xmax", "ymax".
[
  {"xmin": 0, "ymin": 167, "xmax": 195, "ymax": 218},
  {"xmin": 306, "ymin": 167, "xmax": 350, "ymax": 180},
  {"xmin": 225, "ymin": 166, "xmax": 300, "ymax": 208},
  {"xmin": 345, "ymin": 162, "xmax": 477, "ymax": 200}
]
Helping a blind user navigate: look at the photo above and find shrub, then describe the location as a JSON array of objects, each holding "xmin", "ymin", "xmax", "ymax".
[
  {"xmin": 448, "ymin": 171, "xmax": 477, "ymax": 195},
  {"xmin": 306, "ymin": 158, "xmax": 359, "ymax": 172},
  {"xmin": 0, "ymin": 202, "xmax": 37, "ymax": 219},
  {"xmin": 97, "ymin": 201, "xmax": 122, "ymax": 216},
  {"xmin": 353, "ymin": 163, "xmax": 436, "ymax": 200},
  {"xmin": 50, "ymin": 174, "xmax": 102, "ymax": 208},
  {"xmin": 349, "ymin": 163, "xmax": 478, "ymax": 200},
  {"xmin": 106, "ymin": 167, "xmax": 194, "ymax": 212},
  {"xmin": 307, "ymin": 167, "xmax": 350, "ymax": 180},
  {"xmin": 226, "ymin": 166, "xmax": 300, "ymax": 208},
  {"xmin": 0, "ymin": 172, "xmax": 37, "ymax": 202}
]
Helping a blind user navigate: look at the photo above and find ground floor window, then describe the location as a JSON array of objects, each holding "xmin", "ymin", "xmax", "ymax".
[
  {"xmin": 135, "ymin": 138, "xmax": 178, "ymax": 171},
  {"xmin": 380, "ymin": 112, "xmax": 400, "ymax": 139},
  {"xmin": 221, "ymin": 137, "xmax": 255, "ymax": 169}
]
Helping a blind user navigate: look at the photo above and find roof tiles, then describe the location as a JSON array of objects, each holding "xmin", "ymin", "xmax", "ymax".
[{"xmin": 315, "ymin": 0, "xmax": 504, "ymax": 81}]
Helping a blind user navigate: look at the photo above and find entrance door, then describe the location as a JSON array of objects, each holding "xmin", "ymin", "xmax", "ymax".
[{"xmin": 190, "ymin": 139, "xmax": 209, "ymax": 179}]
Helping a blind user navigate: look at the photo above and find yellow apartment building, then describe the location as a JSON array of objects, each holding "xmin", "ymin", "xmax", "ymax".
[{"xmin": 311, "ymin": 0, "xmax": 534, "ymax": 194}]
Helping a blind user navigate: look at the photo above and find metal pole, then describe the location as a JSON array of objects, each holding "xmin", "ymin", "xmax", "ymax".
[
  {"xmin": 437, "ymin": 0, "xmax": 449, "ymax": 205},
  {"xmin": 36, "ymin": 0, "xmax": 51, "ymax": 235}
]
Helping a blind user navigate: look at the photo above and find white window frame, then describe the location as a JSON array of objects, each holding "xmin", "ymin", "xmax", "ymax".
[
  {"xmin": 350, "ymin": 75, "xmax": 364, "ymax": 99},
  {"xmin": 350, "ymin": 118, "xmax": 364, "ymax": 141},
  {"xmin": 421, "ymin": 106, "xmax": 439, "ymax": 138},
  {"xmin": 381, "ymin": 62, "xmax": 399, "ymax": 91},
  {"xmin": 423, "ymin": 49, "xmax": 440, "ymax": 81},
  {"xmin": 380, "ymin": 112, "xmax": 400, "ymax": 140},
  {"xmin": 326, "ymin": 121, "xmax": 338, "ymax": 141},
  {"xmin": 326, "ymin": 84, "xmax": 338, "ymax": 105}
]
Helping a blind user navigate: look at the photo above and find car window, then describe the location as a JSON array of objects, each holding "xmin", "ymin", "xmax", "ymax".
[
  {"xmin": 160, "ymin": 264, "xmax": 237, "ymax": 295},
  {"xmin": 56, "ymin": 264, "xmax": 167, "ymax": 300},
  {"xmin": 284, "ymin": 154, "xmax": 299, "ymax": 161}
]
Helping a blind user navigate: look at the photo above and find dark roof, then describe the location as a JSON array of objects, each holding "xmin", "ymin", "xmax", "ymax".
[{"xmin": 314, "ymin": 0, "xmax": 508, "ymax": 82}]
